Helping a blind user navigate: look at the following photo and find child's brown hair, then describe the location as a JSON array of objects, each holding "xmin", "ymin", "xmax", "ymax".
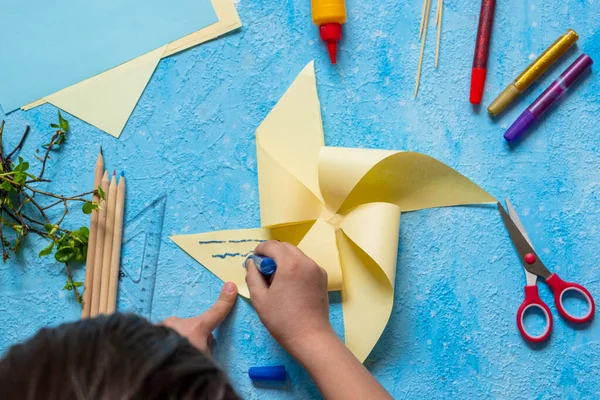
[{"xmin": 0, "ymin": 313, "xmax": 239, "ymax": 400}]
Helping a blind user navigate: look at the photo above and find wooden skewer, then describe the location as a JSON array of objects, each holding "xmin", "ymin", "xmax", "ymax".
[
  {"xmin": 90, "ymin": 171, "xmax": 109, "ymax": 317},
  {"xmin": 81, "ymin": 149, "xmax": 103, "ymax": 318},
  {"xmin": 435, "ymin": 0, "xmax": 443, "ymax": 68},
  {"xmin": 415, "ymin": 0, "xmax": 432, "ymax": 97},
  {"xmin": 99, "ymin": 172, "xmax": 118, "ymax": 315},
  {"xmin": 418, "ymin": 0, "xmax": 428, "ymax": 39},
  {"xmin": 107, "ymin": 175, "xmax": 126, "ymax": 314}
]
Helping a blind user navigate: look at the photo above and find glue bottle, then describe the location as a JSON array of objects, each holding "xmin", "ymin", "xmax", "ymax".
[{"xmin": 311, "ymin": 0, "xmax": 347, "ymax": 64}]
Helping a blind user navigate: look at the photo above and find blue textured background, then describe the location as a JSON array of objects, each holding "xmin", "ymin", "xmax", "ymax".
[{"xmin": 1, "ymin": 0, "xmax": 600, "ymax": 398}]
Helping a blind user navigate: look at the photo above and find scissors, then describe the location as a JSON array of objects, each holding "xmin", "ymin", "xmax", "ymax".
[{"xmin": 498, "ymin": 199, "xmax": 595, "ymax": 342}]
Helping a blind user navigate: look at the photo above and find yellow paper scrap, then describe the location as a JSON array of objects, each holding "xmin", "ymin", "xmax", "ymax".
[
  {"xmin": 172, "ymin": 62, "xmax": 495, "ymax": 362},
  {"xmin": 44, "ymin": 46, "xmax": 165, "ymax": 138},
  {"xmin": 22, "ymin": 0, "xmax": 242, "ymax": 137}
]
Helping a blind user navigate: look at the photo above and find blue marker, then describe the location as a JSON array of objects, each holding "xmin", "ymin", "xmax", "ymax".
[
  {"xmin": 248, "ymin": 365, "xmax": 286, "ymax": 381},
  {"xmin": 243, "ymin": 254, "xmax": 277, "ymax": 276}
]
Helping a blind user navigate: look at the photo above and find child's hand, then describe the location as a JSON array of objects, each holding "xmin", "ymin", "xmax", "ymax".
[
  {"xmin": 245, "ymin": 241, "xmax": 334, "ymax": 353},
  {"xmin": 162, "ymin": 282, "xmax": 237, "ymax": 355}
]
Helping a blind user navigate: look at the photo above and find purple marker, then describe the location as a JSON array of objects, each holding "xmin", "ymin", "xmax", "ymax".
[{"xmin": 504, "ymin": 54, "xmax": 593, "ymax": 143}]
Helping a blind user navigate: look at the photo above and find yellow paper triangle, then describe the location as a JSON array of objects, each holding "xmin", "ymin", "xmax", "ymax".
[
  {"xmin": 257, "ymin": 142, "xmax": 324, "ymax": 228},
  {"xmin": 337, "ymin": 229, "xmax": 395, "ymax": 363},
  {"xmin": 23, "ymin": 0, "xmax": 242, "ymax": 138},
  {"xmin": 171, "ymin": 228, "xmax": 272, "ymax": 298},
  {"xmin": 297, "ymin": 218, "xmax": 343, "ymax": 290},
  {"xmin": 338, "ymin": 151, "xmax": 495, "ymax": 213},
  {"xmin": 256, "ymin": 61, "xmax": 325, "ymax": 203},
  {"xmin": 171, "ymin": 222, "xmax": 315, "ymax": 298},
  {"xmin": 45, "ymin": 46, "xmax": 166, "ymax": 138},
  {"xmin": 336, "ymin": 202, "xmax": 400, "ymax": 361},
  {"xmin": 341, "ymin": 202, "xmax": 401, "ymax": 288}
]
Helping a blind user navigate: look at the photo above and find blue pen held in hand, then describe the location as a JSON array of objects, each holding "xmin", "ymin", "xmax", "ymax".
[{"xmin": 243, "ymin": 254, "xmax": 277, "ymax": 276}]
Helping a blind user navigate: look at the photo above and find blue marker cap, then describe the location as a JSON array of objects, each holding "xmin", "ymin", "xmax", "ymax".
[
  {"xmin": 248, "ymin": 365, "xmax": 286, "ymax": 381},
  {"xmin": 244, "ymin": 254, "xmax": 277, "ymax": 276}
]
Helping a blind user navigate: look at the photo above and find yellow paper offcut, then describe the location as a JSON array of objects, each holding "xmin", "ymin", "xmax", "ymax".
[
  {"xmin": 171, "ymin": 62, "xmax": 495, "ymax": 362},
  {"xmin": 44, "ymin": 46, "xmax": 166, "ymax": 138},
  {"xmin": 22, "ymin": 0, "xmax": 242, "ymax": 138}
]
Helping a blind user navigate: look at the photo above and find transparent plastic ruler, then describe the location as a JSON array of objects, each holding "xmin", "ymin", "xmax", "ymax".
[{"xmin": 117, "ymin": 195, "xmax": 166, "ymax": 319}]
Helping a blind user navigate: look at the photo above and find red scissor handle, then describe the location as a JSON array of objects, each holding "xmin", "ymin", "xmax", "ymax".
[
  {"xmin": 516, "ymin": 285, "xmax": 553, "ymax": 343},
  {"xmin": 546, "ymin": 273, "xmax": 595, "ymax": 323}
]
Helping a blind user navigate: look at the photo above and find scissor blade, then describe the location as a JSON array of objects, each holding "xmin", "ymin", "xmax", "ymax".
[
  {"xmin": 497, "ymin": 202, "xmax": 552, "ymax": 279},
  {"xmin": 505, "ymin": 199, "xmax": 538, "ymax": 286},
  {"xmin": 505, "ymin": 198, "xmax": 534, "ymax": 250}
]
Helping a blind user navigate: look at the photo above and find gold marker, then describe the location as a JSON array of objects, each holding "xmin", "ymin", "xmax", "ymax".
[{"xmin": 488, "ymin": 28, "xmax": 578, "ymax": 116}]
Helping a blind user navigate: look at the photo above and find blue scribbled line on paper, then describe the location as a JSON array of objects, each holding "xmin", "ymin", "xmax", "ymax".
[
  {"xmin": 212, "ymin": 251, "xmax": 253, "ymax": 259},
  {"xmin": 198, "ymin": 239, "xmax": 266, "ymax": 245},
  {"xmin": 200, "ymin": 238, "xmax": 266, "ymax": 260}
]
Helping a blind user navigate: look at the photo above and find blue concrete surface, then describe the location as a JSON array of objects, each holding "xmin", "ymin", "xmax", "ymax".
[{"xmin": 1, "ymin": 0, "xmax": 600, "ymax": 398}]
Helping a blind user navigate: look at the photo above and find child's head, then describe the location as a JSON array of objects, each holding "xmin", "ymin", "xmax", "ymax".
[{"xmin": 0, "ymin": 313, "xmax": 239, "ymax": 400}]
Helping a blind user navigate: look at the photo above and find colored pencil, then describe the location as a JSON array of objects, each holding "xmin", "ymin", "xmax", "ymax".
[
  {"xmin": 99, "ymin": 172, "xmax": 118, "ymax": 314},
  {"xmin": 107, "ymin": 175, "xmax": 126, "ymax": 314},
  {"xmin": 81, "ymin": 149, "xmax": 103, "ymax": 318},
  {"xmin": 90, "ymin": 171, "xmax": 109, "ymax": 317}
]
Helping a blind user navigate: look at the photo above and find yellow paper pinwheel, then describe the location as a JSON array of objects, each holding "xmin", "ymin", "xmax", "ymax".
[{"xmin": 172, "ymin": 62, "xmax": 495, "ymax": 362}]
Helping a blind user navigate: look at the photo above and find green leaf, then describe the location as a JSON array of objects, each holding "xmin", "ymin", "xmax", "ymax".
[
  {"xmin": 1, "ymin": 181, "xmax": 16, "ymax": 193},
  {"xmin": 50, "ymin": 123, "xmax": 60, "ymax": 129},
  {"xmin": 58, "ymin": 111, "xmax": 70, "ymax": 132},
  {"xmin": 78, "ymin": 226, "xmax": 89, "ymax": 241},
  {"xmin": 73, "ymin": 281, "xmax": 84, "ymax": 288},
  {"xmin": 97, "ymin": 185, "xmax": 106, "ymax": 200},
  {"xmin": 62, "ymin": 281, "xmax": 73, "ymax": 291},
  {"xmin": 82, "ymin": 202, "xmax": 95, "ymax": 214},
  {"xmin": 14, "ymin": 157, "xmax": 29, "ymax": 172},
  {"xmin": 82, "ymin": 202, "xmax": 92, "ymax": 214},
  {"xmin": 44, "ymin": 223, "xmax": 57, "ymax": 234},
  {"xmin": 13, "ymin": 172, "xmax": 26, "ymax": 185},
  {"xmin": 72, "ymin": 230, "xmax": 88, "ymax": 245},
  {"xmin": 38, "ymin": 242, "xmax": 54, "ymax": 257},
  {"xmin": 57, "ymin": 233, "xmax": 69, "ymax": 247},
  {"xmin": 54, "ymin": 246, "xmax": 74, "ymax": 263},
  {"xmin": 74, "ymin": 246, "xmax": 85, "ymax": 262}
]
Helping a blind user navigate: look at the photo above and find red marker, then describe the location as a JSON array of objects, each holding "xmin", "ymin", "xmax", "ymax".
[
  {"xmin": 470, "ymin": 0, "xmax": 496, "ymax": 104},
  {"xmin": 311, "ymin": 0, "xmax": 347, "ymax": 64}
]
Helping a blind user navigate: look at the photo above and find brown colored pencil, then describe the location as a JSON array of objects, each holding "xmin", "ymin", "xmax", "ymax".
[
  {"xmin": 90, "ymin": 171, "xmax": 109, "ymax": 317},
  {"xmin": 107, "ymin": 175, "xmax": 126, "ymax": 314},
  {"xmin": 81, "ymin": 149, "xmax": 104, "ymax": 318},
  {"xmin": 99, "ymin": 172, "xmax": 118, "ymax": 314}
]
